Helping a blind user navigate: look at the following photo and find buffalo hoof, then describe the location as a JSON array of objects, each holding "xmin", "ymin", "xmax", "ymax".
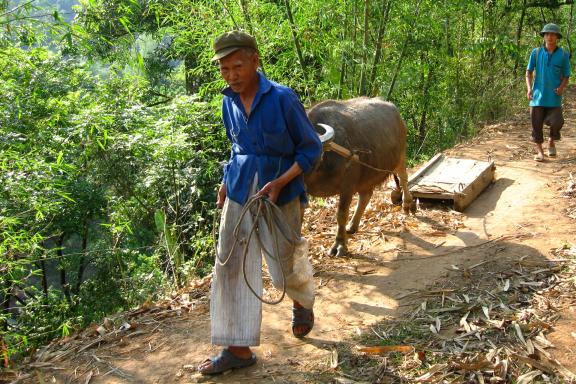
[
  {"xmin": 329, "ymin": 243, "xmax": 348, "ymax": 257},
  {"xmin": 403, "ymin": 200, "xmax": 417, "ymax": 214},
  {"xmin": 391, "ymin": 189, "xmax": 402, "ymax": 205},
  {"xmin": 346, "ymin": 225, "xmax": 358, "ymax": 234}
]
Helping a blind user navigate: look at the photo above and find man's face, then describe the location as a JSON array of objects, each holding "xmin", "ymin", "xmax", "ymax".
[
  {"xmin": 218, "ymin": 49, "xmax": 259, "ymax": 95},
  {"xmin": 544, "ymin": 32, "xmax": 559, "ymax": 45}
]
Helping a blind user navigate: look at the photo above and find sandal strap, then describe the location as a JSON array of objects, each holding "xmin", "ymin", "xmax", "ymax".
[
  {"xmin": 292, "ymin": 306, "xmax": 314, "ymax": 338},
  {"xmin": 199, "ymin": 349, "xmax": 256, "ymax": 375}
]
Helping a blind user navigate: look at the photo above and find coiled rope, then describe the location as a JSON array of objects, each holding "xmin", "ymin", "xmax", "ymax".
[{"xmin": 212, "ymin": 194, "xmax": 301, "ymax": 305}]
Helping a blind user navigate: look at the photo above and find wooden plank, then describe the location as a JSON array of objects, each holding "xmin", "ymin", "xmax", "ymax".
[
  {"xmin": 453, "ymin": 162, "xmax": 495, "ymax": 211},
  {"xmin": 417, "ymin": 158, "xmax": 484, "ymax": 186},
  {"xmin": 411, "ymin": 191, "xmax": 454, "ymax": 200},
  {"xmin": 408, "ymin": 153, "xmax": 495, "ymax": 210},
  {"xmin": 408, "ymin": 153, "xmax": 444, "ymax": 187}
]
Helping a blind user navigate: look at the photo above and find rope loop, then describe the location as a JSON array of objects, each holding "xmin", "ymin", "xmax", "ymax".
[{"xmin": 212, "ymin": 194, "xmax": 300, "ymax": 305}]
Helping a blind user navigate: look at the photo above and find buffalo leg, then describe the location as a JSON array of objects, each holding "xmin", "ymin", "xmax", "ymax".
[
  {"xmin": 347, "ymin": 189, "xmax": 373, "ymax": 234},
  {"xmin": 395, "ymin": 165, "xmax": 415, "ymax": 213},
  {"xmin": 331, "ymin": 189, "xmax": 354, "ymax": 257},
  {"xmin": 391, "ymin": 174, "xmax": 403, "ymax": 205}
]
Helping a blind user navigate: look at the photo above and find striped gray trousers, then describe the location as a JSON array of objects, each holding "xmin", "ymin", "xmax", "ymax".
[{"xmin": 210, "ymin": 183, "xmax": 315, "ymax": 346}]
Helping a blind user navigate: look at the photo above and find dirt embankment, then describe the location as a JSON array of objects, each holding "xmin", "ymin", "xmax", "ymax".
[{"xmin": 6, "ymin": 90, "xmax": 576, "ymax": 384}]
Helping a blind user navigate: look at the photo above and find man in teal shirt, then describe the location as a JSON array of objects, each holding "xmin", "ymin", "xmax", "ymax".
[{"xmin": 526, "ymin": 23, "xmax": 571, "ymax": 161}]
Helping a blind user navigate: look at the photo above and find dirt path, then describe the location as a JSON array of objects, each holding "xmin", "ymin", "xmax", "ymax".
[{"xmin": 17, "ymin": 92, "xmax": 576, "ymax": 384}]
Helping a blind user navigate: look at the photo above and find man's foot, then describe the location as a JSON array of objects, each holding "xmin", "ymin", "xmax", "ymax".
[
  {"xmin": 198, "ymin": 347, "xmax": 256, "ymax": 375},
  {"xmin": 534, "ymin": 153, "xmax": 544, "ymax": 162},
  {"xmin": 548, "ymin": 146, "xmax": 557, "ymax": 157},
  {"xmin": 292, "ymin": 301, "xmax": 314, "ymax": 338}
]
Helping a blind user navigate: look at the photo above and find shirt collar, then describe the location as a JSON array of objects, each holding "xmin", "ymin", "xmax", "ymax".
[
  {"xmin": 222, "ymin": 72, "xmax": 272, "ymax": 116},
  {"xmin": 542, "ymin": 44, "xmax": 560, "ymax": 54},
  {"xmin": 221, "ymin": 72, "xmax": 272, "ymax": 98}
]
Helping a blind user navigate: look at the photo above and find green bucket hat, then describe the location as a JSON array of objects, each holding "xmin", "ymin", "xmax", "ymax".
[
  {"xmin": 211, "ymin": 30, "xmax": 258, "ymax": 61},
  {"xmin": 540, "ymin": 23, "xmax": 562, "ymax": 38}
]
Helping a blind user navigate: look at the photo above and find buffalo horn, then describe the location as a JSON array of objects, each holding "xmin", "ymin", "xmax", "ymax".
[{"xmin": 316, "ymin": 123, "xmax": 335, "ymax": 145}]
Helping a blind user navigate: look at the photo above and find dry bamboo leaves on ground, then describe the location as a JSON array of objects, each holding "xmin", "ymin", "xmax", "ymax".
[{"xmin": 348, "ymin": 254, "xmax": 576, "ymax": 383}]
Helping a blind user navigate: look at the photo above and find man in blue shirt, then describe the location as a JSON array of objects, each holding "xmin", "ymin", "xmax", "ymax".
[
  {"xmin": 198, "ymin": 30, "xmax": 322, "ymax": 375},
  {"xmin": 526, "ymin": 23, "xmax": 571, "ymax": 161}
]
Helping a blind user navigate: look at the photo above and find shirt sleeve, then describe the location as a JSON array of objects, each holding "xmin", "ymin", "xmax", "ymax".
[
  {"xmin": 221, "ymin": 100, "xmax": 233, "ymax": 183},
  {"xmin": 563, "ymin": 49, "xmax": 571, "ymax": 77},
  {"xmin": 526, "ymin": 48, "xmax": 537, "ymax": 72},
  {"xmin": 282, "ymin": 91, "xmax": 322, "ymax": 173},
  {"xmin": 221, "ymin": 149, "xmax": 232, "ymax": 183}
]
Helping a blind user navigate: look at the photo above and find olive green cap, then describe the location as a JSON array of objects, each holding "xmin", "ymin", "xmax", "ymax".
[
  {"xmin": 211, "ymin": 30, "xmax": 258, "ymax": 61},
  {"xmin": 540, "ymin": 23, "xmax": 562, "ymax": 38}
]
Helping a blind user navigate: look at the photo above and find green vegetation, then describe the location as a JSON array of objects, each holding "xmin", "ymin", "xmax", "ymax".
[{"xmin": 1, "ymin": 0, "xmax": 574, "ymax": 364}]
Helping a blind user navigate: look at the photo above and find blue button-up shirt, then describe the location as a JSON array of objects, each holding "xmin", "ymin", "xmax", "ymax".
[
  {"xmin": 527, "ymin": 46, "xmax": 571, "ymax": 107},
  {"xmin": 221, "ymin": 72, "xmax": 322, "ymax": 206}
]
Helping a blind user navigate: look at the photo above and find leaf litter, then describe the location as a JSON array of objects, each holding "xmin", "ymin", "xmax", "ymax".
[
  {"xmin": 303, "ymin": 172, "xmax": 576, "ymax": 383},
  {"xmin": 321, "ymin": 244, "xmax": 576, "ymax": 383},
  {"xmin": 10, "ymin": 143, "xmax": 576, "ymax": 383},
  {"xmin": 12, "ymin": 275, "xmax": 212, "ymax": 383}
]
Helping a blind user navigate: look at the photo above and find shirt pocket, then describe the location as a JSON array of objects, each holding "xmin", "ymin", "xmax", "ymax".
[{"xmin": 262, "ymin": 128, "xmax": 294, "ymax": 156}]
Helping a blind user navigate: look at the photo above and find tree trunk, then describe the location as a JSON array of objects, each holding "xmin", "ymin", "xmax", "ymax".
[
  {"xmin": 444, "ymin": 9, "xmax": 453, "ymax": 56},
  {"xmin": 284, "ymin": 0, "xmax": 309, "ymax": 88},
  {"xmin": 1, "ymin": 274, "xmax": 11, "ymax": 331},
  {"xmin": 38, "ymin": 258, "xmax": 48, "ymax": 298},
  {"xmin": 184, "ymin": 55, "xmax": 196, "ymax": 95},
  {"xmin": 337, "ymin": 5, "xmax": 349, "ymax": 99},
  {"xmin": 349, "ymin": 0, "xmax": 359, "ymax": 91},
  {"xmin": 358, "ymin": 0, "xmax": 370, "ymax": 95},
  {"xmin": 218, "ymin": 0, "xmax": 238, "ymax": 28},
  {"xmin": 386, "ymin": 37, "xmax": 409, "ymax": 101},
  {"xmin": 513, "ymin": 0, "xmax": 527, "ymax": 75},
  {"xmin": 337, "ymin": 46, "xmax": 347, "ymax": 99},
  {"xmin": 369, "ymin": 0, "xmax": 392, "ymax": 95},
  {"xmin": 74, "ymin": 221, "xmax": 89, "ymax": 295},
  {"xmin": 239, "ymin": 0, "xmax": 254, "ymax": 33},
  {"xmin": 567, "ymin": 3, "xmax": 574, "ymax": 55},
  {"xmin": 386, "ymin": 0, "xmax": 422, "ymax": 100},
  {"xmin": 57, "ymin": 235, "xmax": 72, "ymax": 305},
  {"xmin": 418, "ymin": 55, "xmax": 434, "ymax": 145}
]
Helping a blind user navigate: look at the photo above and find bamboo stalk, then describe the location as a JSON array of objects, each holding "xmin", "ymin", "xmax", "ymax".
[{"xmin": 284, "ymin": 0, "xmax": 309, "ymax": 89}]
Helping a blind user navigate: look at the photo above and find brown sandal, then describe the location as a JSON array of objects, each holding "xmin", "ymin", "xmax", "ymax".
[
  {"xmin": 198, "ymin": 349, "xmax": 256, "ymax": 375},
  {"xmin": 292, "ymin": 306, "xmax": 314, "ymax": 338}
]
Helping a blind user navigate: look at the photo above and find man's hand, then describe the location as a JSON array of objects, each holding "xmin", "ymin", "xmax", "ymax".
[
  {"xmin": 256, "ymin": 162, "xmax": 303, "ymax": 204},
  {"xmin": 527, "ymin": 89, "xmax": 533, "ymax": 100},
  {"xmin": 555, "ymin": 86, "xmax": 565, "ymax": 95},
  {"xmin": 216, "ymin": 184, "xmax": 227, "ymax": 209},
  {"xmin": 257, "ymin": 180, "xmax": 284, "ymax": 203}
]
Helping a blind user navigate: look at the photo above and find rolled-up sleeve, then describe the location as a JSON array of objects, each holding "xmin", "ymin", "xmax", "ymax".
[
  {"xmin": 282, "ymin": 92, "xmax": 322, "ymax": 173},
  {"xmin": 221, "ymin": 152, "xmax": 231, "ymax": 182},
  {"xmin": 526, "ymin": 48, "xmax": 536, "ymax": 72},
  {"xmin": 563, "ymin": 50, "xmax": 571, "ymax": 78}
]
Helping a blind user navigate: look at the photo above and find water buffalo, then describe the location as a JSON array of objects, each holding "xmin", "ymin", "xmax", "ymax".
[{"xmin": 304, "ymin": 97, "xmax": 414, "ymax": 257}]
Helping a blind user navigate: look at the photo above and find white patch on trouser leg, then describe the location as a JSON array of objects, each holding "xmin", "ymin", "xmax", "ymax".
[{"xmin": 257, "ymin": 199, "xmax": 315, "ymax": 310}]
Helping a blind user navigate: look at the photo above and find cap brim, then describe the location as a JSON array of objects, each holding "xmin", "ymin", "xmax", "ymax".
[
  {"xmin": 540, "ymin": 32, "xmax": 562, "ymax": 38},
  {"xmin": 211, "ymin": 46, "xmax": 241, "ymax": 62}
]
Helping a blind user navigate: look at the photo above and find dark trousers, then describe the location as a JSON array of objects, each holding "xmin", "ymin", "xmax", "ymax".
[{"xmin": 530, "ymin": 106, "xmax": 564, "ymax": 144}]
